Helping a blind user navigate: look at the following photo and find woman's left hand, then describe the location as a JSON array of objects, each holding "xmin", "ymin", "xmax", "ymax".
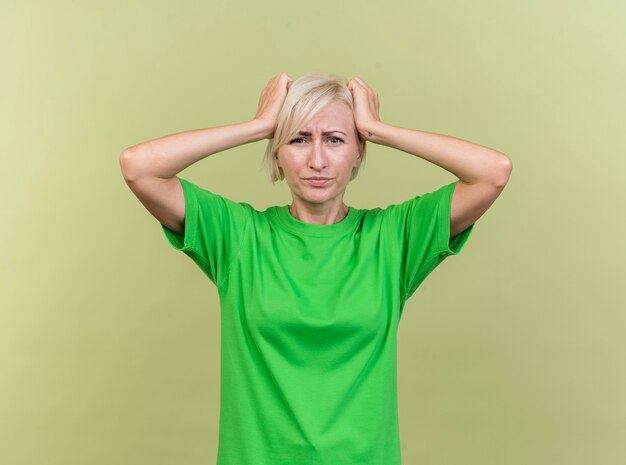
[{"xmin": 348, "ymin": 76, "xmax": 382, "ymax": 142}]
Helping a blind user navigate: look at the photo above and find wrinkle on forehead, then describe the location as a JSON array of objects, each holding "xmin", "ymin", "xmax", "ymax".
[{"xmin": 299, "ymin": 101, "xmax": 355, "ymax": 134}]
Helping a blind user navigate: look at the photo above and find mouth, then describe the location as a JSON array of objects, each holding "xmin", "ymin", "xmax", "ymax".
[{"xmin": 304, "ymin": 177, "xmax": 332, "ymax": 186}]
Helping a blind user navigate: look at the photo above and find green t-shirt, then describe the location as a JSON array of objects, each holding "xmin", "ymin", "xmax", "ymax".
[{"xmin": 161, "ymin": 177, "xmax": 474, "ymax": 465}]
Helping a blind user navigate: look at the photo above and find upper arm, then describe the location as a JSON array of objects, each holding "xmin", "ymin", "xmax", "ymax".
[
  {"xmin": 450, "ymin": 161, "xmax": 512, "ymax": 238},
  {"xmin": 120, "ymin": 153, "xmax": 185, "ymax": 235}
]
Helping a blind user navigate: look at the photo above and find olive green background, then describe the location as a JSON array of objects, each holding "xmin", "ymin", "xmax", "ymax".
[{"xmin": 2, "ymin": 1, "xmax": 624, "ymax": 464}]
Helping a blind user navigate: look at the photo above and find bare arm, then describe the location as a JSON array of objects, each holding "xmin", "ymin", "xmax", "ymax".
[
  {"xmin": 119, "ymin": 119, "xmax": 273, "ymax": 181},
  {"xmin": 118, "ymin": 120, "xmax": 272, "ymax": 235},
  {"xmin": 118, "ymin": 72, "xmax": 293, "ymax": 235},
  {"xmin": 364, "ymin": 122, "xmax": 511, "ymax": 238},
  {"xmin": 348, "ymin": 76, "xmax": 512, "ymax": 238},
  {"xmin": 363, "ymin": 123, "xmax": 511, "ymax": 186}
]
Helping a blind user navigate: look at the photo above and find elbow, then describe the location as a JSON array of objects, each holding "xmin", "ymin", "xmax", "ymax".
[
  {"xmin": 492, "ymin": 153, "xmax": 512, "ymax": 189},
  {"xmin": 119, "ymin": 148, "xmax": 142, "ymax": 182}
]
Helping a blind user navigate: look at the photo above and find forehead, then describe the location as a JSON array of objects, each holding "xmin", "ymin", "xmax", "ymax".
[{"xmin": 302, "ymin": 100, "xmax": 353, "ymax": 129}]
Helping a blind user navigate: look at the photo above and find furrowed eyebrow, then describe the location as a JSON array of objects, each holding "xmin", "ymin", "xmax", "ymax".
[{"xmin": 297, "ymin": 130, "xmax": 347, "ymax": 136}]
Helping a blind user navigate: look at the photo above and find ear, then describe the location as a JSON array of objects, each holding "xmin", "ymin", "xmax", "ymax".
[{"xmin": 357, "ymin": 140, "xmax": 365, "ymax": 161}]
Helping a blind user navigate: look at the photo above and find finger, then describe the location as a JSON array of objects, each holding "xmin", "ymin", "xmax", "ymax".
[
  {"xmin": 352, "ymin": 76, "xmax": 364, "ymax": 87},
  {"xmin": 349, "ymin": 78, "xmax": 364, "ymax": 94},
  {"xmin": 354, "ymin": 76, "xmax": 374, "ymax": 93},
  {"xmin": 350, "ymin": 77, "xmax": 363, "ymax": 88}
]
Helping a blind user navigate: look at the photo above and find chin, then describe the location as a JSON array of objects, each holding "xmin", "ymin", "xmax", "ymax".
[
  {"xmin": 302, "ymin": 194, "xmax": 332, "ymax": 204},
  {"xmin": 303, "ymin": 189, "xmax": 342, "ymax": 204}
]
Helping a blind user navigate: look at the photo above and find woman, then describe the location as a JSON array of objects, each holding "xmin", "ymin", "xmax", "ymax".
[{"xmin": 120, "ymin": 72, "xmax": 512, "ymax": 465}]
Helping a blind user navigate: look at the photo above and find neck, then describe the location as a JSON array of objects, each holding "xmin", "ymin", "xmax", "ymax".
[{"xmin": 288, "ymin": 200, "xmax": 349, "ymax": 225}]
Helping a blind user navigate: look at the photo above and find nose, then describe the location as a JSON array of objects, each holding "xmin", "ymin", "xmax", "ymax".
[{"xmin": 308, "ymin": 141, "xmax": 328, "ymax": 170}]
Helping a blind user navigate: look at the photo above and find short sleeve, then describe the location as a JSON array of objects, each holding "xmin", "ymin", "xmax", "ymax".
[
  {"xmin": 385, "ymin": 181, "xmax": 475, "ymax": 301},
  {"xmin": 160, "ymin": 177, "xmax": 250, "ymax": 287}
]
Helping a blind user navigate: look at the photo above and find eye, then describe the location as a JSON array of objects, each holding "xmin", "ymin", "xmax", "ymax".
[
  {"xmin": 329, "ymin": 136, "xmax": 344, "ymax": 144},
  {"xmin": 290, "ymin": 137, "xmax": 305, "ymax": 144}
]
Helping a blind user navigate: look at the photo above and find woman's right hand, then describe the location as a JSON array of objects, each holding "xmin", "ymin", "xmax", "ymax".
[{"xmin": 254, "ymin": 72, "xmax": 293, "ymax": 139}]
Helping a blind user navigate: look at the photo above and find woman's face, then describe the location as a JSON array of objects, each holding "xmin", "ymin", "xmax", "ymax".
[{"xmin": 276, "ymin": 99, "xmax": 364, "ymax": 209}]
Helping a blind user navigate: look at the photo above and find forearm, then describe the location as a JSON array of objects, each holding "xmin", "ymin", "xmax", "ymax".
[
  {"xmin": 366, "ymin": 122, "xmax": 511, "ymax": 186},
  {"xmin": 120, "ymin": 119, "xmax": 272, "ymax": 180}
]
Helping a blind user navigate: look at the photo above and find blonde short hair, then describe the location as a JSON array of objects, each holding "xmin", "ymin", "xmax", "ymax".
[{"xmin": 262, "ymin": 72, "xmax": 367, "ymax": 184}]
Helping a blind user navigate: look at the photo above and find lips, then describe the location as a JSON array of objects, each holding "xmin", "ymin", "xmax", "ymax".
[{"xmin": 304, "ymin": 177, "xmax": 332, "ymax": 186}]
